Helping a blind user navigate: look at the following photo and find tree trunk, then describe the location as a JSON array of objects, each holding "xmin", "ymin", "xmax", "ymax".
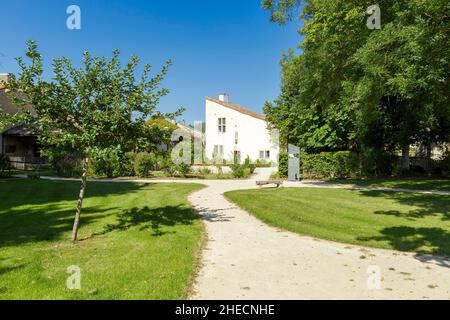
[
  {"xmin": 401, "ymin": 144, "xmax": 410, "ymax": 173},
  {"xmin": 426, "ymin": 144, "xmax": 432, "ymax": 159},
  {"xmin": 71, "ymin": 157, "xmax": 89, "ymax": 242}
]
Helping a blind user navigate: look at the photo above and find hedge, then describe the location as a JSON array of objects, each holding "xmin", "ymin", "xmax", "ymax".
[
  {"xmin": 301, "ymin": 151, "xmax": 359, "ymax": 179},
  {"xmin": 278, "ymin": 150, "xmax": 395, "ymax": 179}
]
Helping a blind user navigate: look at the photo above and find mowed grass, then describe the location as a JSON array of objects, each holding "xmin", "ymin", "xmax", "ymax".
[
  {"xmin": 225, "ymin": 188, "xmax": 450, "ymax": 256},
  {"xmin": 0, "ymin": 179, "xmax": 205, "ymax": 300},
  {"xmin": 327, "ymin": 178, "xmax": 450, "ymax": 191}
]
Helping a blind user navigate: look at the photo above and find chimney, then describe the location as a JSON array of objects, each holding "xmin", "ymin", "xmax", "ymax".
[
  {"xmin": 0, "ymin": 73, "xmax": 10, "ymax": 90},
  {"xmin": 218, "ymin": 93, "xmax": 229, "ymax": 103}
]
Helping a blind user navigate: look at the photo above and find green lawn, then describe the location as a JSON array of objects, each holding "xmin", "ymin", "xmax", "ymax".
[
  {"xmin": 225, "ymin": 188, "xmax": 450, "ymax": 256},
  {"xmin": 0, "ymin": 179, "xmax": 204, "ymax": 300},
  {"xmin": 327, "ymin": 178, "xmax": 450, "ymax": 191}
]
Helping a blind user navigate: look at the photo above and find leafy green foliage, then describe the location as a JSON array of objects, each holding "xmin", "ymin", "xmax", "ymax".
[
  {"xmin": 1, "ymin": 41, "xmax": 174, "ymax": 156},
  {"xmin": 301, "ymin": 151, "xmax": 359, "ymax": 179},
  {"xmin": 230, "ymin": 164, "xmax": 246, "ymax": 178},
  {"xmin": 0, "ymin": 41, "xmax": 176, "ymax": 240},
  {"xmin": 175, "ymin": 163, "xmax": 192, "ymax": 177},
  {"xmin": 144, "ymin": 114, "xmax": 178, "ymax": 152},
  {"xmin": 49, "ymin": 151, "xmax": 83, "ymax": 178},
  {"xmin": 278, "ymin": 152, "xmax": 289, "ymax": 178},
  {"xmin": 263, "ymin": 1, "xmax": 450, "ymax": 168},
  {"xmin": 0, "ymin": 154, "xmax": 10, "ymax": 177},
  {"xmin": 89, "ymin": 148, "xmax": 123, "ymax": 178},
  {"xmin": 134, "ymin": 152, "xmax": 157, "ymax": 178}
]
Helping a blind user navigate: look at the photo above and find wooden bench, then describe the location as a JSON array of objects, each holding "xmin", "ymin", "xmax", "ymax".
[{"xmin": 256, "ymin": 180, "xmax": 283, "ymax": 188}]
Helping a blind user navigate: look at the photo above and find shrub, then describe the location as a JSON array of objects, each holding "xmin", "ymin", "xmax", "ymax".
[
  {"xmin": 51, "ymin": 154, "xmax": 83, "ymax": 178},
  {"xmin": 230, "ymin": 163, "xmax": 253, "ymax": 178},
  {"xmin": 176, "ymin": 163, "xmax": 192, "ymax": 177},
  {"xmin": 231, "ymin": 164, "xmax": 245, "ymax": 178},
  {"xmin": 278, "ymin": 152, "xmax": 289, "ymax": 178},
  {"xmin": 197, "ymin": 167, "xmax": 212, "ymax": 175},
  {"xmin": 301, "ymin": 151, "xmax": 360, "ymax": 179},
  {"xmin": 89, "ymin": 148, "xmax": 122, "ymax": 178},
  {"xmin": 121, "ymin": 152, "xmax": 137, "ymax": 176},
  {"xmin": 134, "ymin": 152, "xmax": 157, "ymax": 177},
  {"xmin": 160, "ymin": 156, "xmax": 177, "ymax": 177},
  {"xmin": 358, "ymin": 148, "xmax": 395, "ymax": 177},
  {"xmin": 0, "ymin": 154, "xmax": 10, "ymax": 177},
  {"xmin": 240, "ymin": 156, "xmax": 256, "ymax": 174},
  {"xmin": 27, "ymin": 170, "xmax": 41, "ymax": 180},
  {"xmin": 255, "ymin": 159, "xmax": 272, "ymax": 167}
]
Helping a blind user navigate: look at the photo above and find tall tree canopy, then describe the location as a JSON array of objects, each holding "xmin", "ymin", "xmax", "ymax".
[
  {"xmin": 263, "ymin": 0, "xmax": 450, "ymax": 170},
  {"xmin": 0, "ymin": 41, "xmax": 174, "ymax": 240}
]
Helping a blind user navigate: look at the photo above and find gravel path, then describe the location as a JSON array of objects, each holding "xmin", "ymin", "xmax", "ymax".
[
  {"xmin": 188, "ymin": 170, "xmax": 450, "ymax": 300},
  {"xmin": 20, "ymin": 171, "xmax": 450, "ymax": 299}
]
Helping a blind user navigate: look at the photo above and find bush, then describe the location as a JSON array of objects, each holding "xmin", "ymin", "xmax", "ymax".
[
  {"xmin": 0, "ymin": 154, "xmax": 10, "ymax": 177},
  {"xmin": 176, "ymin": 163, "xmax": 192, "ymax": 177},
  {"xmin": 50, "ymin": 154, "xmax": 83, "ymax": 178},
  {"xmin": 89, "ymin": 149, "xmax": 123, "ymax": 178},
  {"xmin": 278, "ymin": 152, "xmax": 288, "ymax": 178},
  {"xmin": 197, "ymin": 167, "xmax": 212, "ymax": 175},
  {"xmin": 231, "ymin": 164, "xmax": 245, "ymax": 178},
  {"xmin": 300, "ymin": 150, "xmax": 396, "ymax": 179},
  {"xmin": 121, "ymin": 152, "xmax": 137, "ymax": 176},
  {"xmin": 230, "ymin": 163, "xmax": 252, "ymax": 178},
  {"xmin": 442, "ymin": 152, "xmax": 450, "ymax": 176},
  {"xmin": 134, "ymin": 152, "xmax": 157, "ymax": 177},
  {"xmin": 255, "ymin": 159, "xmax": 272, "ymax": 167},
  {"xmin": 27, "ymin": 170, "xmax": 41, "ymax": 180},
  {"xmin": 160, "ymin": 156, "xmax": 177, "ymax": 177},
  {"xmin": 301, "ymin": 151, "xmax": 360, "ymax": 179},
  {"xmin": 358, "ymin": 148, "xmax": 395, "ymax": 177},
  {"xmin": 241, "ymin": 156, "xmax": 256, "ymax": 174}
]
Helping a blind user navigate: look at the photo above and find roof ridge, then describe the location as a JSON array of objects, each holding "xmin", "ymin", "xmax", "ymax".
[{"xmin": 205, "ymin": 97, "xmax": 266, "ymax": 121}]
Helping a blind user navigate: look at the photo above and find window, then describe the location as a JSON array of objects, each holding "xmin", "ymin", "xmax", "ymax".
[
  {"xmin": 213, "ymin": 145, "xmax": 224, "ymax": 157},
  {"xmin": 5, "ymin": 145, "xmax": 17, "ymax": 154},
  {"xmin": 259, "ymin": 150, "xmax": 271, "ymax": 160},
  {"xmin": 235, "ymin": 131, "xmax": 238, "ymax": 145},
  {"xmin": 218, "ymin": 118, "xmax": 226, "ymax": 133}
]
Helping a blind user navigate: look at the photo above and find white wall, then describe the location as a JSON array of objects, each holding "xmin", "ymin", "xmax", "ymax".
[{"xmin": 205, "ymin": 99, "xmax": 279, "ymax": 164}]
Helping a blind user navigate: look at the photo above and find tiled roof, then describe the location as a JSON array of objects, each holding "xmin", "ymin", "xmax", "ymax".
[
  {"xmin": 0, "ymin": 90, "xmax": 35, "ymax": 115},
  {"xmin": 206, "ymin": 97, "xmax": 266, "ymax": 121}
]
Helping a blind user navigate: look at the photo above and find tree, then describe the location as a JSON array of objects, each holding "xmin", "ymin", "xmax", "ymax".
[
  {"xmin": 264, "ymin": 0, "xmax": 450, "ymax": 172},
  {"xmin": 1, "ymin": 41, "xmax": 174, "ymax": 241}
]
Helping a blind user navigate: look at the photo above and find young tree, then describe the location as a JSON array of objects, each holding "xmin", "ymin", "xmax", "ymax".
[{"xmin": 1, "ymin": 41, "xmax": 174, "ymax": 241}]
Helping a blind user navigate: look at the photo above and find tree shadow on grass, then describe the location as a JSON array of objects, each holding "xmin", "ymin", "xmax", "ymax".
[
  {"xmin": 0, "ymin": 264, "xmax": 26, "ymax": 275},
  {"xmin": 356, "ymin": 190, "xmax": 450, "ymax": 259},
  {"xmin": 90, "ymin": 205, "xmax": 200, "ymax": 238},
  {"xmin": 359, "ymin": 190, "xmax": 450, "ymax": 221},
  {"xmin": 0, "ymin": 179, "xmax": 151, "ymax": 247},
  {"xmin": 357, "ymin": 226, "xmax": 450, "ymax": 257},
  {"xmin": 331, "ymin": 178, "xmax": 450, "ymax": 191},
  {"xmin": 0, "ymin": 204, "xmax": 113, "ymax": 247},
  {"xmin": 0, "ymin": 179, "xmax": 151, "ymax": 210}
]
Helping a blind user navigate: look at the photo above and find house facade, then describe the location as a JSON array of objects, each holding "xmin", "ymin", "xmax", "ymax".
[
  {"xmin": 0, "ymin": 73, "xmax": 44, "ymax": 169},
  {"xmin": 204, "ymin": 94, "xmax": 279, "ymax": 164}
]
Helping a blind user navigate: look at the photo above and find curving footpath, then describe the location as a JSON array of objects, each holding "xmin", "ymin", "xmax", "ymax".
[
  {"xmin": 21, "ymin": 171, "xmax": 450, "ymax": 299},
  {"xmin": 188, "ymin": 169, "xmax": 450, "ymax": 300}
]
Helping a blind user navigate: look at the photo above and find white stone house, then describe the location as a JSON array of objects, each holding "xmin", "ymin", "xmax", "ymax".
[{"xmin": 204, "ymin": 94, "xmax": 279, "ymax": 164}]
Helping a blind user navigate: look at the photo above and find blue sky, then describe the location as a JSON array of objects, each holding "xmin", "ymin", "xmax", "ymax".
[{"xmin": 1, "ymin": 0, "xmax": 300, "ymax": 124}]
